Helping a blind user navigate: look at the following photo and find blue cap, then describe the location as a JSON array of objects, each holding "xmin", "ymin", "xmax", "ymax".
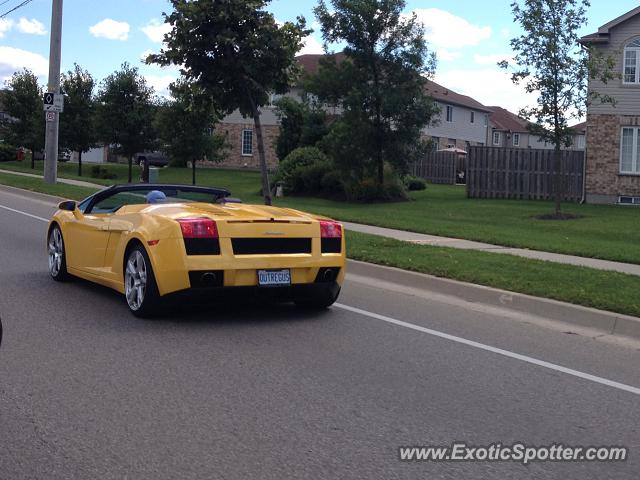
[{"xmin": 146, "ymin": 190, "xmax": 166, "ymax": 204}]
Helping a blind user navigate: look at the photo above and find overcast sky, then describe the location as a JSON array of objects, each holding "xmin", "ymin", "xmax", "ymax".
[{"xmin": 0, "ymin": 0, "xmax": 637, "ymax": 115}]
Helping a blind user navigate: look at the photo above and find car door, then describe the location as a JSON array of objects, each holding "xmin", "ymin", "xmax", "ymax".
[{"xmin": 64, "ymin": 213, "xmax": 112, "ymax": 274}]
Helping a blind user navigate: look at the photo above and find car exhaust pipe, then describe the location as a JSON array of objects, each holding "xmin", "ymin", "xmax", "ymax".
[
  {"xmin": 322, "ymin": 269, "xmax": 335, "ymax": 282},
  {"xmin": 201, "ymin": 272, "xmax": 217, "ymax": 286}
]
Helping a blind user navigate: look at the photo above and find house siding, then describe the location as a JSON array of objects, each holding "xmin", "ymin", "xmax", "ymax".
[
  {"xmin": 425, "ymin": 102, "xmax": 488, "ymax": 146},
  {"xmin": 588, "ymin": 14, "xmax": 640, "ymax": 115}
]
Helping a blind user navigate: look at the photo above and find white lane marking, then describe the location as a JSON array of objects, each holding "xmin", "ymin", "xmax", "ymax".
[
  {"xmin": 335, "ymin": 303, "xmax": 640, "ymax": 396},
  {"xmin": 0, "ymin": 204, "xmax": 49, "ymax": 223}
]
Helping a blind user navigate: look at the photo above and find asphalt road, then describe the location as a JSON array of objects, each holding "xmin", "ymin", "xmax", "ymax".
[{"xmin": 0, "ymin": 186, "xmax": 639, "ymax": 480}]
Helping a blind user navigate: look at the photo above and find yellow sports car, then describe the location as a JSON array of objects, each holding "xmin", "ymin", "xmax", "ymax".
[{"xmin": 47, "ymin": 184, "xmax": 345, "ymax": 317}]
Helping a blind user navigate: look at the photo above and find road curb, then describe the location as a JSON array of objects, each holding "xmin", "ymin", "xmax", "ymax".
[{"xmin": 347, "ymin": 260, "xmax": 640, "ymax": 341}]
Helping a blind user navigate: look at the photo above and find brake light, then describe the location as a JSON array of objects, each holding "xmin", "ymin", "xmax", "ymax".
[
  {"xmin": 320, "ymin": 220, "xmax": 342, "ymax": 238},
  {"xmin": 177, "ymin": 218, "xmax": 218, "ymax": 238}
]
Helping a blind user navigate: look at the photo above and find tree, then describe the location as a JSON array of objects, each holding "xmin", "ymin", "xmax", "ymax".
[
  {"xmin": 60, "ymin": 64, "xmax": 96, "ymax": 177},
  {"xmin": 96, "ymin": 63, "xmax": 156, "ymax": 183},
  {"xmin": 155, "ymin": 80, "xmax": 229, "ymax": 185},
  {"xmin": 148, "ymin": 0, "xmax": 309, "ymax": 205},
  {"xmin": 310, "ymin": 0, "xmax": 438, "ymax": 189},
  {"xmin": 500, "ymin": 0, "xmax": 614, "ymax": 216},
  {"xmin": 2, "ymin": 69, "xmax": 44, "ymax": 168},
  {"xmin": 274, "ymin": 96, "xmax": 328, "ymax": 160}
]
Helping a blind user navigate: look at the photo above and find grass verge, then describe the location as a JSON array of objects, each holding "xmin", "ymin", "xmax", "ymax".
[
  {"xmin": 346, "ymin": 231, "xmax": 640, "ymax": 318},
  {"xmin": 0, "ymin": 171, "xmax": 99, "ymax": 200},
  {"xmin": 1, "ymin": 162, "xmax": 639, "ymax": 264}
]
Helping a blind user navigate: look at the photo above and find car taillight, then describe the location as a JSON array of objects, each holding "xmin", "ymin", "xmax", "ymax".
[
  {"xmin": 177, "ymin": 218, "xmax": 218, "ymax": 238},
  {"xmin": 320, "ymin": 220, "xmax": 342, "ymax": 238}
]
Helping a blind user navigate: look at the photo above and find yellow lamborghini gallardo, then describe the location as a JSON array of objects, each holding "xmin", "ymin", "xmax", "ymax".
[{"xmin": 47, "ymin": 184, "xmax": 345, "ymax": 317}]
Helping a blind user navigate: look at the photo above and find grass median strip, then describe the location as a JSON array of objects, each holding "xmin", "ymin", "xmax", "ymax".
[
  {"xmin": 0, "ymin": 171, "xmax": 99, "ymax": 200},
  {"xmin": 346, "ymin": 230, "xmax": 640, "ymax": 318}
]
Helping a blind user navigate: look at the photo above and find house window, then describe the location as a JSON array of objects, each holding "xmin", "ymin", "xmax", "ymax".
[
  {"xmin": 447, "ymin": 138, "xmax": 456, "ymax": 148},
  {"xmin": 623, "ymin": 38, "xmax": 640, "ymax": 84},
  {"xmin": 431, "ymin": 137, "xmax": 440, "ymax": 151},
  {"xmin": 446, "ymin": 105, "xmax": 453, "ymax": 122},
  {"xmin": 513, "ymin": 133, "xmax": 520, "ymax": 147},
  {"xmin": 470, "ymin": 111, "xmax": 475, "ymax": 124},
  {"xmin": 620, "ymin": 127, "xmax": 640, "ymax": 174},
  {"xmin": 242, "ymin": 129, "xmax": 253, "ymax": 156},
  {"xmin": 493, "ymin": 132, "xmax": 501, "ymax": 146}
]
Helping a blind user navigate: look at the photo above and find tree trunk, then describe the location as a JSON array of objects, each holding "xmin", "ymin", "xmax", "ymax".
[
  {"xmin": 192, "ymin": 158, "xmax": 196, "ymax": 186},
  {"xmin": 142, "ymin": 157, "xmax": 149, "ymax": 183},
  {"xmin": 31, "ymin": 146, "xmax": 35, "ymax": 169},
  {"xmin": 78, "ymin": 150, "xmax": 82, "ymax": 177},
  {"xmin": 250, "ymin": 101, "xmax": 272, "ymax": 206},
  {"xmin": 553, "ymin": 146, "xmax": 562, "ymax": 215},
  {"xmin": 128, "ymin": 154, "xmax": 133, "ymax": 183}
]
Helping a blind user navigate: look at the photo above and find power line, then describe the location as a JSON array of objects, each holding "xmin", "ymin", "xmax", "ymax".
[
  {"xmin": 0, "ymin": 0, "xmax": 18, "ymax": 9},
  {"xmin": 0, "ymin": 0, "xmax": 34, "ymax": 19}
]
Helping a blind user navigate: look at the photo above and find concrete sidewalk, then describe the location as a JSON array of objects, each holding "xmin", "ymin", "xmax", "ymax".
[{"xmin": 343, "ymin": 221, "xmax": 640, "ymax": 277}]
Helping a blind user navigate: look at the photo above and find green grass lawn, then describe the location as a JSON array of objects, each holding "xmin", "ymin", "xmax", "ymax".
[
  {"xmin": 2, "ymin": 160, "xmax": 640, "ymax": 264},
  {"xmin": 347, "ymin": 231, "xmax": 640, "ymax": 318}
]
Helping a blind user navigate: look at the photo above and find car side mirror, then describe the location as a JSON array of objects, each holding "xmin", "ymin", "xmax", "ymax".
[{"xmin": 58, "ymin": 200, "xmax": 77, "ymax": 211}]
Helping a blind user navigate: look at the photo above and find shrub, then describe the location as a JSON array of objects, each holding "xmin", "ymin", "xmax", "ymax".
[
  {"xmin": 0, "ymin": 143, "xmax": 16, "ymax": 162},
  {"xmin": 276, "ymin": 147, "xmax": 334, "ymax": 195},
  {"xmin": 404, "ymin": 176, "xmax": 427, "ymax": 191},
  {"xmin": 90, "ymin": 165, "xmax": 117, "ymax": 180},
  {"xmin": 320, "ymin": 170, "xmax": 344, "ymax": 196},
  {"xmin": 346, "ymin": 177, "xmax": 408, "ymax": 202}
]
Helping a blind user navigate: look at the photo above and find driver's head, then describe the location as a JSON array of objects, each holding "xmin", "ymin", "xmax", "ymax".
[{"xmin": 146, "ymin": 190, "xmax": 166, "ymax": 204}]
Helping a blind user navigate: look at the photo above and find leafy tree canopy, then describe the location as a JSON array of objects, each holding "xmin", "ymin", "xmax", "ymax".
[
  {"xmin": 274, "ymin": 96, "xmax": 329, "ymax": 160},
  {"xmin": 96, "ymin": 63, "xmax": 156, "ymax": 182},
  {"xmin": 60, "ymin": 64, "xmax": 96, "ymax": 175},
  {"xmin": 309, "ymin": 0, "xmax": 438, "ymax": 187},
  {"xmin": 148, "ymin": 0, "xmax": 310, "ymax": 204},
  {"xmin": 2, "ymin": 69, "xmax": 44, "ymax": 161}
]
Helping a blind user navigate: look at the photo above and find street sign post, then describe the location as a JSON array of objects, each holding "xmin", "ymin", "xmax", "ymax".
[
  {"xmin": 43, "ymin": 92, "xmax": 64, "ymax": 112},
  {"xmin": 46, "ymin": 111, "xmax": 56, "ymax": 122}
]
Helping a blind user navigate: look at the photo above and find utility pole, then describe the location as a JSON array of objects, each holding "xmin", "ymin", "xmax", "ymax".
[{"xmin": 44, "ymin": 0, "xmax": 63, "ymax": 184}]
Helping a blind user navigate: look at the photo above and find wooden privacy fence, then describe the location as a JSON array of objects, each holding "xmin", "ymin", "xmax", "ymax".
[
  {"xmin": 410, "ymin": 151, "xmax": 457, "ymax": 185},
  {"xmin": 466, "ymin": 147, "xmax": 584, "ymax": 202}
]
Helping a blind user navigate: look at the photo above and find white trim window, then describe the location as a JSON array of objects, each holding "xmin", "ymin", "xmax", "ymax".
[
  {"xmin": 513, "ymin": 133, "xmax": 520, "ymax": 147},
  {"xmin": 446, "ymin": 105, "xmax": 453, "ymax": 122},
  {"xmin": 623, "ymin": 38, "xmax": 640, "ymax": 84},
  {"xmin": 620, "ymin": 127, "xmax": 640, "ymax": 174},
  {"xmin": 493, "ymin": 132, "xmax": 501, "ymax": 146},
  {"xmin": 242, "ymin": 129, "xmax": 253, "ymax": 156},
  {"xmin": 470, "ymin": 111, "xmax": 475, "ymax": 124}
]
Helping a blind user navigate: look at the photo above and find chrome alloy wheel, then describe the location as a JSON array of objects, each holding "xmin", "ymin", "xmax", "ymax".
[
  {"xmin": 48, "ymin": 228, "xmax": 64, "ymax": 277},
  {"xmin": 125, "ymin": 250, "xmax": 147, "ymax": 311}
]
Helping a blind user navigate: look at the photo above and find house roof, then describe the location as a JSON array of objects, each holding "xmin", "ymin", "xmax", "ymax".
[
  {"xmin": 424, "ymin": 79, "xmax": 492, "ymax": 112},
  {"xmin": 296, "ymin": 54, "xmax": 491, "ymax": 113},
  {"xmin": 487, "ymin": 106, "xmax": 530, "ymax": 132},
  {"xmin": 569, "ymin": 121, "xmax": 586, "ymax": 133},
  {"xmin": 580, "ymin": 6, "xmax": 640, "ymax": 44},
  {"xmin": 296, "ymin": 53, "xmax": 346, "ymax": 76}
]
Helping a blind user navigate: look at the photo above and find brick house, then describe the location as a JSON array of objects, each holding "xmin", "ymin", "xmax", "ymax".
[
  {"xmin": 488, "ymin": 106, "xmax": 585, "ymax": 150},
  {"xmin": 580, "ymin": 6, "xmax": 640, "ymax": 204},
  {"xmin": 215, "ymin": 54, "xmax": 492, "ymax": 168}
]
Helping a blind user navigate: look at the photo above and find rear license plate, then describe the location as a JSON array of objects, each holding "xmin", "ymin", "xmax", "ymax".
[{"xmin": 258, "ymin": 269, "xmax": 291, "ymax": 287}]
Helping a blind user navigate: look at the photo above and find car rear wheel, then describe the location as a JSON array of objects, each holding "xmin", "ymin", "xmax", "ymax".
[
  {"xmin": 48, "ymin": 225, "xmax": 69, "ymax": 281},
  {"xmin": 124, "ymin": 245, "xmax": 160, "ymax": 317}
]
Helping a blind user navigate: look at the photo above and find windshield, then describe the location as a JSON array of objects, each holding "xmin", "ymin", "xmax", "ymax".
[{"xmin": 86, "ymin": 186, "xmax": 228, "ymax": 214}]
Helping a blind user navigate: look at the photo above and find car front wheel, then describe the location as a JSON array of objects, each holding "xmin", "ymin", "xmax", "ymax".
[
  {"xmin": 48, "ymin": 225, "xmax": 69, "ymax": 281},
  {"xmin": 124, "ymin": 245, "xmax": 160, "ymax": 317}
]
